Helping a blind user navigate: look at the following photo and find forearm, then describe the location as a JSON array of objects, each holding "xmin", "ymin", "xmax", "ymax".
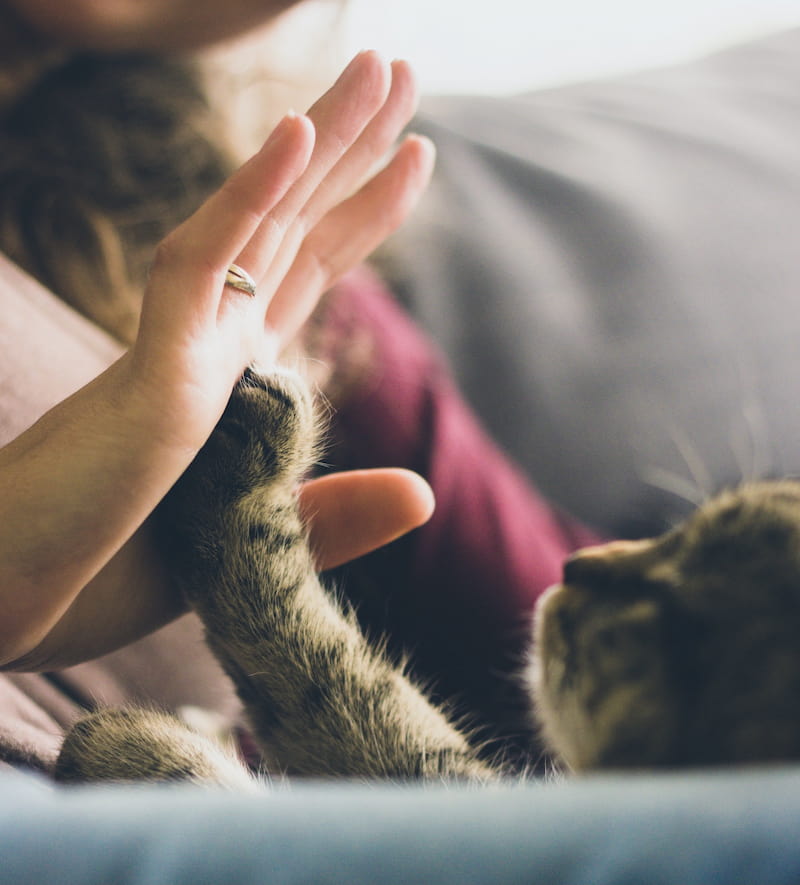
[
  {"xmin": 0, "ymin": 371, "xmax": 436, "ymax": 672},
  {"xmin": 4, "ymin": 519, "xmax": 185, "ymax": 671},
  {"xmin": 0, "ymin": 353, "xmax": 196, "ymax": 666}
]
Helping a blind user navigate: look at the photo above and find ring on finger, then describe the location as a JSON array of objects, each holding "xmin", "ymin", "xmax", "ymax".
[{"xmin": 225, "ymin": 263, "xmax": 257, "ymax": 298}]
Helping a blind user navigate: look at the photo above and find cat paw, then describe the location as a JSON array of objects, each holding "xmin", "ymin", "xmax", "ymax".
[
  {"xmin": 218, "ymin": 366, "xmax": 318, "ymax": 489},
  {"xmin": 55, "ymin": 708, "xmax": 256, "ymax": 790},
  {"xmin": 162, "ymin": 365, "xmax": 318, "ymax": 520},
  {"xmin": 156, "ymin": 365, "xmax": 319, "ymax": 583}
]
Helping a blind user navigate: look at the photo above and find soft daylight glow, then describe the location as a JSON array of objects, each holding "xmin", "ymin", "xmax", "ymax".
[{"xmin": 342, "ymin": 0, "xmax": 800, "ymax": 93}]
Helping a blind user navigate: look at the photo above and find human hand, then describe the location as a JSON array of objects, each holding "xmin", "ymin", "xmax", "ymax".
[
  {"xmin": 0, "ymin": 52, "xmax": 436, "ymax": 669},
  {"xmin": 123, "ymin": 50, "xmax": 434, "ymax": 455},
  {"xmin": 300, "ymin": 469, "xmax": 435, "ymax": 571}
]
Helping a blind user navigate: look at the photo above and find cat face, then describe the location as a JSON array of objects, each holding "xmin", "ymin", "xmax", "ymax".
[{"xmin": 530, "ymin": 481, "xmax": 800, "ymax": 771}]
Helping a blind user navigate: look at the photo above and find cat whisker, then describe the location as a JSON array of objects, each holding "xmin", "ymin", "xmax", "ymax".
[
  {"xmin": 728, "ymin": 348, "xmax": 771, "ymax": 484},
  {"xmin": 662, "ymin": 420, "xmax": 714, "ymax": 502},
  {"xmin": 633, "ymin": 395, "xmax": 712, "ymax": 515},
  {"xmin": 640, "ymin": 466, "xmax": 707, "ymax": 510}
]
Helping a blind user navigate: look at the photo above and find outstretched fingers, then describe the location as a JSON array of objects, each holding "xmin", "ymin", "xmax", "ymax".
[
  {"xmin": 139, "ymin": 112, "xmax": 315, "ymax": 338},
  {"xmin": 232, "ymin": 51, "xmax": 394, "ymax": 290},
  {"xmin": 290, "ymin": 58, "xmax": 420, "ymax": 235},
  {"xmin": 133, "ymin": 52, "xmax": 431, "ymax": 409},
  {"xmin": 266, "ymin": 134, "xmax": 436, "ymax": 343}
]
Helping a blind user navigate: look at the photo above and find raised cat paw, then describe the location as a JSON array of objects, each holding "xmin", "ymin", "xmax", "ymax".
[
  {"xmin": 160, "ymin": 366, "xmax": 317, "ymax": 526},
  {"xmin": 156, "ymin": 365, "xmax": 319, "ymax": 594},
  {"xmin": 211, "ymin": 365, "xmax": 318, "ymax": 493},
  {"xmin": 225, "ymin": 369, "xmax": 317, "ymax": 484}
]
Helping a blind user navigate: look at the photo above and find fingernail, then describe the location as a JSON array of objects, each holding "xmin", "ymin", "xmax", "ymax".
[
  {"xmin": 261, "ymin": 111, "xmax": 304, "ymax": 152},
  {"xmin": 344, "ymin": 49, "xmax": 382, "ymax": 77}
]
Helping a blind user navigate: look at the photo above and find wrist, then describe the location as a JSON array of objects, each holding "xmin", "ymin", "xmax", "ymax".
[{"xmin": 100, "ymin": 349, "xmax": 213, "ymax": 461}]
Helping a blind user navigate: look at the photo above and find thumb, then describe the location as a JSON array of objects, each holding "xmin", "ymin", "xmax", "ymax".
[{"xmin": 298, "ymin": 469, "xmax": 435, "ymax": 571}]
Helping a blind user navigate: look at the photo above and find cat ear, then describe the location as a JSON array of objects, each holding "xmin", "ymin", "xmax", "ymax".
[
  {"xmin": 563, "ymin": 539, "xmax": 653, "ymax": 585},
  {"xmin": 564, "ymin": 537, "xmax": 684, "ymax": 594}
]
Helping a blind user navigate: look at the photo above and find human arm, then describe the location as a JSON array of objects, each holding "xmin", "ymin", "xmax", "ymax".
[{"xmin": 0, "ymin": 52, "xmax": 435, "ymax": 670}]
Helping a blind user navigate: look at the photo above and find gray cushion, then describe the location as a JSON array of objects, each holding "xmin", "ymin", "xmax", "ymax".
[{"xmin": 389, "ymin": 28, "xmax": 800, "ymax": 536}]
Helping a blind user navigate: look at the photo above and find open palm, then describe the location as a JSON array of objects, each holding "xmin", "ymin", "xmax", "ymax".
[{"xmin": 129, "ymin": 51, "xmax": 434, "ymax": 454}]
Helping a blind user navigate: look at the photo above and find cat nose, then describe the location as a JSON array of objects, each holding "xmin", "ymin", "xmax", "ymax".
[{"xmin": 563, "ymin": 540, "xmax": 649, "ymax": 585}]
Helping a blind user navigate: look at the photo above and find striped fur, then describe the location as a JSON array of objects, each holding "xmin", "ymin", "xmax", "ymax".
[
  {"xmin": 530, "ymin": 483, "xmax": 800, "ymax": 770},
  {"xmin": 57, "ymin": 369, "xmax": 800, "ymax": 786},
  {"xmin": 57, "ymin": 367, "xmax": 494, "ymax": 787}
]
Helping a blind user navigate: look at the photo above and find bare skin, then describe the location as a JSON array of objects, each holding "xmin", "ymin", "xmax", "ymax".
[
  {"xmin": 3, "ymin": 0, "xmax": 299, "ymax": 51},
  {"xmin": 0, "ymin": 52, "xmax": 436, "ymax": 670}
]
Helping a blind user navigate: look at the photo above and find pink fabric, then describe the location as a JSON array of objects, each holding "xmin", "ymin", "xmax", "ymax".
[{"xmin": 0, "ymin": 254, "xmax": 121, "ymax": 447}]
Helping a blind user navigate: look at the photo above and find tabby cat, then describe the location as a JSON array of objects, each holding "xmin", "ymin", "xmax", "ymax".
[{"xmin": 55, "ymin": 367, "xmax": 800, "ymax": 787}]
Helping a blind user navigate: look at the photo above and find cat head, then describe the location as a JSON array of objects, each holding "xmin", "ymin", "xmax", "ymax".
[{"xmin": 530, "ymin": 481, "xmax": 800, "ymax": 771}]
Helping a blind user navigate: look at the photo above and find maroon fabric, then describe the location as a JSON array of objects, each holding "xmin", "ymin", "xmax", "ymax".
[
  {"xmin": 331, "ymin": 268, "xmax": 599, "ymax": 609},
  {"xmin": 324, "ymin": 269, "xmax": 600, "ymax": 759}
]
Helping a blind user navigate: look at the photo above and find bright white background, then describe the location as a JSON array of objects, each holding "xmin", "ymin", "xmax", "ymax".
[{"xmin": 337, "ymin": 0, "xmax": 800, "ymax": 93}]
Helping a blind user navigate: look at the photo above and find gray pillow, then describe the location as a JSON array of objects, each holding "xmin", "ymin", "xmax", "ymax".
[{"xmin": 387, "ymin": 28, "xmax": 800, "ymax": 537}]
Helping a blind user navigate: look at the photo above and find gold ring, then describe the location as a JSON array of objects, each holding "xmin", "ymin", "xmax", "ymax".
[{"xmin": 224, "ymin": 263, "xmax": 257, "ymax": 297}]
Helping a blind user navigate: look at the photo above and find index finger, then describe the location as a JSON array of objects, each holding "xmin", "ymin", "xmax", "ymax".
[
  {"xmin": 144, "ymin": 111, "xmax": 315, "ymax": 327},
  {"xmin": 235, "ymin": 51, "xmax": 393, "ymax": 286}
]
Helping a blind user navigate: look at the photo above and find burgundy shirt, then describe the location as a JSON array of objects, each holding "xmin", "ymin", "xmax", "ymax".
[{"xmin": 323, "ymin": 269, "xmax": 599, "ymax": 760}]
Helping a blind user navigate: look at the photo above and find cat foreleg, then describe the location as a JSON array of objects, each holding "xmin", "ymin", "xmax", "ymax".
[
  {"xmin": 54, "ymin": 707, "xmax": 258, "ymax": 790},
  {"xmin": 159, "ymin": 368, "xmax": 497, "ymax": 782}
]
